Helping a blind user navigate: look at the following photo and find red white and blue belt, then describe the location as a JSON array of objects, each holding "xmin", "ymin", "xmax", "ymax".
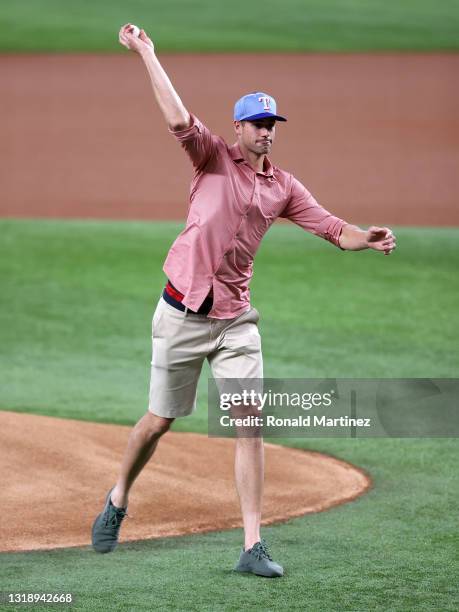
[{"xmin": 162, "ymin": 280, "xmax": 213, "ymax": 315}]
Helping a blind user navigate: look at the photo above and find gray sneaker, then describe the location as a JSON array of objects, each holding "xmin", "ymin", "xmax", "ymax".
[
  {"xmin": 91, "ymin": 488, "xmax": 127, "ymax": 553},
  {"xmin": 234, "ymin": 539, "xmax": 283, "ymax": 577}
]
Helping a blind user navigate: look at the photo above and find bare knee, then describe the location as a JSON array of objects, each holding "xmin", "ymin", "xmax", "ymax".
[
  {"xmin": 140, "ymin": 411, "xmax": 175, "ymax": 438},
  {"xmin": 235, "ymin": 435, "xmax": 264, "ymax": 449}
]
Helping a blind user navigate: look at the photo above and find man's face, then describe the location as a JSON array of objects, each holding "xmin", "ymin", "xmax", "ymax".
[{"xmin": 234, "ymin": 118, "xmax": 276, "ymax": 155}]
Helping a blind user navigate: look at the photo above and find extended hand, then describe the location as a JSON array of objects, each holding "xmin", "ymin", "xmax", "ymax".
[
  {"xmin": 119, "ymin": 23, "xmax": 154, "ymax": 54},
  {"xmin": 366, "ymin": 226, "xmax": 396, "ymax": 255}
]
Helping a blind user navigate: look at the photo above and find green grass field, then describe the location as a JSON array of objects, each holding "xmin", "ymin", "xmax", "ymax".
[
  {"xmin": 0, "ymin": 219, "xmax": 458, "ymax": 611},
  {"xmin": 1, "ymin": 0, "xmax": 459, "ymax": 52},
  {"xmin": 1, "ymin": 220, "xmax": 458, "ymax": 425}
]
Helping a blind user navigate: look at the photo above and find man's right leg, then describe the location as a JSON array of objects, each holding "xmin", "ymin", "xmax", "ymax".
[
  {"xmin": 92, "ymin": 296, "xmax": 208, "ymax": 553},
  {"xmin": 110, "ymin": 411, "xmax": 174, "ymax": 508},
  {"xmin": 111, "ymin": 297, "xmax": 206, "ymax": 511},
  {"xmin": 91, "ymin": 411, "xmax": 173, "ymax": 553}
]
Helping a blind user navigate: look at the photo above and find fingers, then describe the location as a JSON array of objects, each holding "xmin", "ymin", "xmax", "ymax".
[
  {"xmin": 369, "ymin": 232, "xmax": 397, "ymax": 255},
  {"xmin": 119, "ymin": 24, "xmax": 153, "ymax": 52},
  {"xmin": 383, "ymin": 227, "xmax": 394, "ymax": 240},
  {"xmin": 138, "ymin": 28, "xmax": 153, "ymax": 49},
  {"xmin": 381, "ymin": 237, "xmax": 395, "ymax": 247},
  {"xmin": 367, "ymin": 225, "xmax": 385, "ymax": 237},
  {"xmin": 383, "ymin": 239, "xmax": 396, "ymax": 255},
  {"xmin": 367, "ymin": 226, "xmax": 391, "ymax": 246},
  {"xmin": 139, "ymin": 29, "xmax": 150, "ymax": 43},
  {"xmin": 383, "ymin": 228, "xmax": 396, "ymax": 254},
  {"xmin": 370, "ymin": 226, "xmax": 393, "ymax": 238},
  {"xmin": 367, "ymin": 225, "xmax": 396, "ymax": 254},
  {"xmin": 119, "ymin": 35, "xmax": 131, "ymax": 50},
  {"xmin": 119, "ymin": 23, "xmax": 132, "ymax": 38},
  {"xmin": 119, "ymin": 24, "xmax": 132, "ymax": 48},
  {"xmin": 119, "ymin": 23, "xmax": 138, "ymax": 48}
]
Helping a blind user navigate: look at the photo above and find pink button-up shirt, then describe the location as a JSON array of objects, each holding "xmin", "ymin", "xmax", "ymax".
[{"xmin": 163, "ymin": 115, "xmax": 347, "ymax": 319}]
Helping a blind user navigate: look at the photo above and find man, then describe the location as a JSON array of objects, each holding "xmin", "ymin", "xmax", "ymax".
[{"xmin": 91, "ymin": 24, "xmax": 396, "ymax": 578}]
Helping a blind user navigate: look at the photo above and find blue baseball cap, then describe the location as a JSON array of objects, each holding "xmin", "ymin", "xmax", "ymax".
[{"xmin": 234, "ymin": 92, "xmax": 287, "ymax": 122}]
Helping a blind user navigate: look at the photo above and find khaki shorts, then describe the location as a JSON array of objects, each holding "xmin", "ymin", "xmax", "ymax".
[{"xmin": 148, "ymin": 296, "xmax": 263, "ymax": 418}]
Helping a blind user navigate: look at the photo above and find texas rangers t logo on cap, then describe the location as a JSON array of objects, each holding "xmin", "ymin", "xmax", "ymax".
[
  {"xmin": 258, "ymin": 96, "xmax": 271, "ymax": 111},
  {"xmin": 233, "ymin": 92, "xmax": 287, "ymax": 122}
]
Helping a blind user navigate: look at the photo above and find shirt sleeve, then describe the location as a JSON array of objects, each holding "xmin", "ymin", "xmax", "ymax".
[
  {"xmin": 280, "ymin": 177, "xmax": 347, "ymax": 249},
  {"xmin": 169, "ymin": 114, "xmax": 217, "ymax": 171}
]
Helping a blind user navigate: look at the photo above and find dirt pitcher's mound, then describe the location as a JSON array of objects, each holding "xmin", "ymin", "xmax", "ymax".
[{"xmin": 1, "ymin": 411, "xmax": 371, "ymax": 552}]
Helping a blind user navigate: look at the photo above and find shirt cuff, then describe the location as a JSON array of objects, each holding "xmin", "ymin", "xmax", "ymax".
[
  {"xmin": 169, "ymin": 113, "xmax": 202, "ymax": 142},
  {"xmin": 317, "ymin": 216, "xmax": 347, "ymax": 250}
]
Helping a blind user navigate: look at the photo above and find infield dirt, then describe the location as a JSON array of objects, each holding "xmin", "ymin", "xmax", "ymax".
[
  {"xmin": 1, "ymin": 53, "xmax": 458, "ymax": 224},
  {"xmin": 1, "ymin": 411, "xmax": 370, "ymax": 552}
]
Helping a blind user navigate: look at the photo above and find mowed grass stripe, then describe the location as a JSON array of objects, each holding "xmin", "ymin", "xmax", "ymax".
[
  {"xmin": 1, "ymin": 220, "xmax": 458, "ymax": 426},
  {"xmin": 1, "ymin": 0, "xmax": 459, "ymax": 51}
]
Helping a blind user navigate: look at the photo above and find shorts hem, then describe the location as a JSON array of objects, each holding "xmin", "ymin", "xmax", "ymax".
[{"xmin": 148, "ymin": 405, "xmax": 194, "ymax": 419}]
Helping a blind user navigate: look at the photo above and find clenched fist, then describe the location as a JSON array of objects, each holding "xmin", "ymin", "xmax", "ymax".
[{"xmin": 119, "ymin": 23, "xmax": 154, "ymax": 54}]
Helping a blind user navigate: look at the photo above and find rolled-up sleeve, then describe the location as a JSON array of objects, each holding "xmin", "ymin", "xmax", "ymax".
[
  {"xmin": 280, "ymin": 177, "xmax": 347, "ymax": 249},
  {"xmin": 169, "ymin": 114, "xmax": 217, "ymax": 171}
]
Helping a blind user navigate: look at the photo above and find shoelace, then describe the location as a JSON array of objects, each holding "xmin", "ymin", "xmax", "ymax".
[
  {"xmin": 104, "ymin": 506, "xmax": 130, "ymax": 529},
  {"xmin": 250, "ymin": 540, "xmax": 273, "ymax": 561}
]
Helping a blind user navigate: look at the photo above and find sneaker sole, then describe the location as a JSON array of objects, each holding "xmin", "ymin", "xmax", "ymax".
[{"xmin": 234, "ymin": 564, "xmax": 283, "ymax": 578}]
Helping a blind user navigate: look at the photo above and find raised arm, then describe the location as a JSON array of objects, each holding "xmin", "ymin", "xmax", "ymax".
[{"xmin": 119, "ymin": 24, "xmax": 190, "ymax": 131}]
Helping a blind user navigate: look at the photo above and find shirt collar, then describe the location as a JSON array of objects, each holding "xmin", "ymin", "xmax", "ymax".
[{"xmin": 229, "ymin": 143, "xmax": 274, "ymax": 178}]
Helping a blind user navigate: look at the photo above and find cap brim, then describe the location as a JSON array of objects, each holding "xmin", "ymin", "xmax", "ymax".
[{"xmin": 236, "ymin": 112, "xmax": 287, "ymax": 122}]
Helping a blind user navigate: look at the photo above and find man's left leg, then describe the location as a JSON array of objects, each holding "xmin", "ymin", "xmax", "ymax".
[
  {"xmin": 232, "ymin": 416, "xmax": 282, "ymax": 577},
  {"xmin": 208, "ymin": 307, "xmax": 283, "ymax": 577},
  {"xmin": 234, "ymin": 434, "xmax": 264, "ymax": 550}
]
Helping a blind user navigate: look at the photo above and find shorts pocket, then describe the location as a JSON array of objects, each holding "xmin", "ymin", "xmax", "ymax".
[{"xmin": 152, "ymin": 301, "xmax": 165, "ymax": 336}]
